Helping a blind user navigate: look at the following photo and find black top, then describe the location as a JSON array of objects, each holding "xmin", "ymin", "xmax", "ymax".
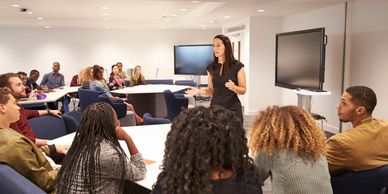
[
  {"xmin": 25, "ymin": 79, "xmax": 38, "ymax": 90},
  {"xmin": 207, "ymin": 60, "xmax": 244, "ymax": 120},
  {"xmin": 153, "ymin": 173, "xmax": 262, "ymax": 194}
]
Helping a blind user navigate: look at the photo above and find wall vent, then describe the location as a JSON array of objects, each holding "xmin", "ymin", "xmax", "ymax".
[{"xmin": 226, "ymin": 25, "xmax": 245, "ymax": 33}]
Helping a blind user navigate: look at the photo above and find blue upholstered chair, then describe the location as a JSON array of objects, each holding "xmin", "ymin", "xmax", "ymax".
[
  {"xmin": 78, "ymin": 87, "xmax": 102, "ymax": 111},
  {"xmin": 331, "ymin": 165, "xmax": 388, "ymax": 194},
  {"xmin": 163, "ymin": 90, "xmax": 188, "ymax": 121},
  {"xmin": 143, "ymin": 112, "xmax": 171, "ymax": 125},
  {"xmin": 28, "ymin": 115, "xmax": 69, "ymax": 139},
  {"xmin": 99, "ymin": 95, "xmax": 127, "ymax": 119},
  {"xmin": 62, "ymin": 111, "xmax": 83, "ymax": 133},
  {"xmin": 0, "ymin": 164, "xmax": 46, "ymax": 194},
  {"xmin": 145, "ymin": 79, "xmax": 174, "ymax": 85},
  {"xmin": 175, "ymin": 80, "xmax": 197, "ymax": 87}
]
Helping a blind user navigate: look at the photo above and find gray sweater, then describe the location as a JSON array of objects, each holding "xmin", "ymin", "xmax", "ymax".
[
  {"xmin": 254, "ymin": 150, "xmax": 332, "ymax": 194},
  {"xmin": 59, "ymin": 140, "xmax": 147, "ymax": 194}
]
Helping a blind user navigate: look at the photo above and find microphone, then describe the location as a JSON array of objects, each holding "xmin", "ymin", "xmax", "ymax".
[{"xmin": 155, "ymin": 68, "xmax": 159, "ymax": 78}]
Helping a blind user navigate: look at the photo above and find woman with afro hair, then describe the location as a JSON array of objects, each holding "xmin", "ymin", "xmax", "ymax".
[
  {"xmin": 152, "ymin": 106, "xmax": 262, "ymax": 194},
  {"xmin": 249, "ymin": 106, "xmax": 332, "ymax": 194}
]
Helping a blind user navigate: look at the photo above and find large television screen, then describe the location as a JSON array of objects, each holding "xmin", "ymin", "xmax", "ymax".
[
  {"xmin": 275, "ymin": 28, "xmax": 326, "ymax": 91},
  {"xmin": 174, "ymin": 44, "xmax": 214, "ymax": 75}
]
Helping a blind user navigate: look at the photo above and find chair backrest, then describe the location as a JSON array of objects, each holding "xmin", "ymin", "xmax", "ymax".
[
  {"xmin": 146, "ymin": 79, "xmax": 174, "ymax": 85},
  {"xmin": 78, "ymin": 88, "xmax": 102, "ymax": 111},
  {"xmin": 0, "ymin": 164, "xmax": 46, "ymax": 194},
  {"xmin": 143, "ymin": 112, "xmax": 171, "ymax": 125},
  {"xmin": 163, "ymin": 90, "xmax": 188, "ymax": 120},
  {"xmin": 62, "ymin": 111, "xmax": 83, "ymax": 133},
  {"xmin": 28, "ymin": 115, "xmax": 68, "ymax": 139},
  {"xmin": 99, "ymin": 95, "xmax": 127, "ymax": 119},
  {"xmin": 331, "ymin": 165, "xmax": 388, "ymax": 194},
  {"xmin": 175, "ymin": 80, "xmax": 197, "ymax": 87}
]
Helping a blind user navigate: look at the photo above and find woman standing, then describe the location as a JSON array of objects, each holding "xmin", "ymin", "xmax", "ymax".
[
  {"xmin": 249, "ymin": 106, "xmax": 332, "ymax": 194},
  {"xmin": 186, "ymin": 35, "xmax": 246, "ymax": 122},
  {"xmin": 56, "ymin": 102, "xmax": 146, "ymax": 193}
]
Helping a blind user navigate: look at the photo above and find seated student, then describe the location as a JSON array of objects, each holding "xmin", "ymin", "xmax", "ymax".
[
  {"xmin": 0, "ymin": 87, "xmax": 59, "ymax": 193},
  {"xmin": 116, "ymin": 62, "xmax": 130, "ymax": 80},
  {"xmin": 26, "ymin": 69, "xmax": 40, "ymax": 91},
  {"xmin": 0, "ymin": 73, "xmax": 63, "ymax": 146},
  {"xmin": 326, "ymin": 86, "xmax": 388, "ymax": 175},
  {"xmin": 130, "ymin": 65, "xmax": 146, "ymax": 86},
  {"xmin": 56, "ymin": 102, "xmax": 146, "ymax": 193},
  {"xmin": 152, "ymin": 106, "xmax": 262, "ymax": 194},
  {"xmin": 249, "ymin": 106, "xmax": 332, "ymax": 194},
  {"xmin": 16, "ymin": 71, "xmax": 29, "ymax": 94},
  {"xmin": 40, "ymin": 62, "xmax": 65, "ymax": 89},
  {"xmin": 109, "ymin": 64, "xmax": 125, "ymax": 90},
  {"xmin": 70, "ymin": 68, "xmax": 83, "ymax": 87},
  {"xmin": 91, "ymin": 65, "xmax": 143, "ymax": 125}
]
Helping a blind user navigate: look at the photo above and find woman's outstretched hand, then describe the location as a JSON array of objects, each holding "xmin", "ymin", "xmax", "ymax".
[{"xmin": 185, "ymin": 87, "xmax": 200, "ymax": 96}]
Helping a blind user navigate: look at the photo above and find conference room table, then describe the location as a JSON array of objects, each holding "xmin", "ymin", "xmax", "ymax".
[
  {"xmin": 18, "ymin": 86, "xmax": 79, "ymax": 113},
  {"xmin": 48, "ymin": 124, "xmax": 171, "ymax": 193},
  {"xmin": 111, "ymin": 84, "xmax": 190, "ymax": 117}
]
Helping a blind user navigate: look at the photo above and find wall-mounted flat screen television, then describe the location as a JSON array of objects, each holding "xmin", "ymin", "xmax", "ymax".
[
  {"xmin": 174, "ymin": 44, "xmax": 214, "ymax": 75},
  {"xmin": 275, "ymin": 27, "xmax": 327, "ymax": 91}
]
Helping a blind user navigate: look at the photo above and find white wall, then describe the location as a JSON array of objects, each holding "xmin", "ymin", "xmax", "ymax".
[
  {"xmin": 222, "ymin": 17, "xmax": 282, "ymax": 116},
  {"xmin": 348, "ymin": 0, "xmax": 388, "ymax": 119},
  {"xmin": 247, "ymin": 17, "xmax": 282, "ymax": 114},
  {"xmin": 0, "ymin": 28, "xmax": 220, "ymax": 84},
  {"xmin": 280, "ymin": 3, "xmax": 346, "ymax": 133}
]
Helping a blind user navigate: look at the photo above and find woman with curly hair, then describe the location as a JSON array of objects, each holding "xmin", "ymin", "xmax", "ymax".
[
  {"xmin": 56, "ymin": 102, "xmax": 146, "ymax": 193},
  {"xmin": 152, "ymin": 106, "xmax": 262, "ymax": 194},
  {"xmin": 249, "ymin": 106, "xmax": 332, "ymax": 194}
]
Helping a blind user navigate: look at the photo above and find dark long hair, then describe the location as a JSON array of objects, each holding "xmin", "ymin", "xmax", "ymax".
[
  {"xmin": 209, "ymin": 34, "xmax": 236, "ymax": 75},
  {"xmin": 153, "ymin": 106, "xmax": 258, "ymax": 194},
  {"xmin": 56, "ymin": 102, "xmax": 128, "ymax": 193}
]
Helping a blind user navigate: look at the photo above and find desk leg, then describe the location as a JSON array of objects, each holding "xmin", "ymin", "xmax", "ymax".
[{"xmin": 62, "ymin": 95, "xmax": 69, "ymax": 113}]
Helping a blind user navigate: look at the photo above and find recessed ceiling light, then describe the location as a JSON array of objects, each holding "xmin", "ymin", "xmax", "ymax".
[
  {"xmin": 224, "ymin": 16, "xmax": 231, "ymax": 19},
  {"xmin": 201, "ymin": 27, "xmax": 207, "ymax": 30},
  {"xmin": 102, "ymin": 13, "xmax": 108, "ymax": 16},
  {"xmin": 105, "ymin": 26, "xmax": 111, "ymax": 29},
  {"xmin": 192, "ymin": 1, "xmax": 199, "ymax": 3},
  {"xmin": 200, "ymin": 24, "xmax": 205, "ymax": 27},
  {"xmin": 171, "ymin": 14, "xmax": 178, "ymax": 17},
  {"xmin": 180, "ymin": 8, "xmax": 187, "ymax": 11},
  {"xmin": 101, "ymin": 6, "xmax": 107, "ymax": 10},
  {"xmin": 27, "ymin": 11, "xmax": 33, "ymax": 15},
  {"xmin": 257, "ymin": 9, "xmax": 265, "ymax": 12},
  {"xmin": 165, "ymin": 19, "xmax": 171, "ymax": 22},
  {"xmin": 161, "ymin": 27, "xmax": 166, "ymax": 29},
  {"xmin": 12, "ymin": 4, "xmax": 20, "ymax": 7},
  {"xmin": 37, "ymin": 17, "xmax": 44, "ymax": 20},
  {"xmin": 44, "ymin": 25, "xmax": 50, "ymax": 28}
]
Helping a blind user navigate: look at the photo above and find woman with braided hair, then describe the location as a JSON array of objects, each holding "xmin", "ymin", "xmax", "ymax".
[
  {"xmin": 152, "ymin": 106, "xmax": 262, "ymax": 194},
  {"xmin": 56, "ymin": 102, "xmax": 146, "ymax": 193},
  {"xmin": 249, "ymin": 106, "xmax": 332, "ymax": 194}
]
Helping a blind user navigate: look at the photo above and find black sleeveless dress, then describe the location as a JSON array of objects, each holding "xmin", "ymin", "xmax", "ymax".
[{"xmin": 207, "ymin": 60, "xmax": 244, "ymax": 122}]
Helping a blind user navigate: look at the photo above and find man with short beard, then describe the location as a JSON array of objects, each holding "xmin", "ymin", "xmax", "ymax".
[{"xmin": 0, "ymin": 73, "xmax": 63, "ymax": 147}]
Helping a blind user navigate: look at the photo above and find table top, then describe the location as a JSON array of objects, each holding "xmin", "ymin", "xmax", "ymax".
[
  {"xmin": 18, "ymin": 86, "xmax": 79, "ymax": 105},
  {"xmin": 111, "ymin": 84, "xmax": 190, "ymax": 94},
  {"xmin": 48, "ymin": 124, "xmax": 171, "ymax": 190}
]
